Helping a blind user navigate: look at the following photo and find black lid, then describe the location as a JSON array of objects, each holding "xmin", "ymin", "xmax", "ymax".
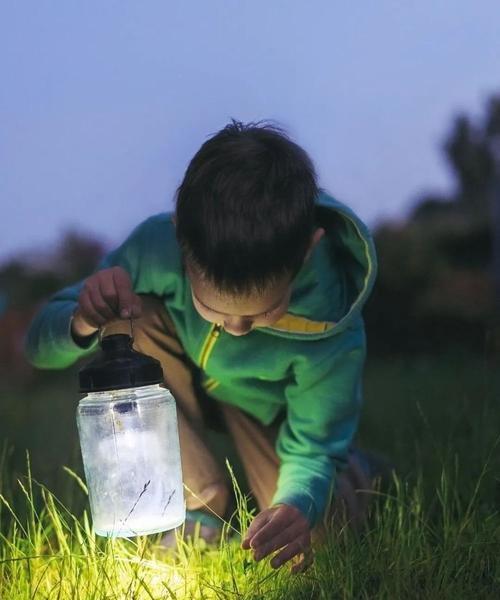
[{"xmin": 79, "ymin": 334, "xmax": 163, "ymax": 393}]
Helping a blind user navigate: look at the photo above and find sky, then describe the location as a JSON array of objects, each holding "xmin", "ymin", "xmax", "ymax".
[{"xmin": 1, "ymin": 1, "xmax": 499, "ymax": 262}]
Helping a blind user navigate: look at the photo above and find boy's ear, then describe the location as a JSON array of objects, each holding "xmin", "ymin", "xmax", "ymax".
[
  {"xmin": 303, "ymin": 227, "xmax": 325, "ymax": 263},
  {"xmin": 171, "ymin": 214, "xmax": 177, "ymax": 227}
]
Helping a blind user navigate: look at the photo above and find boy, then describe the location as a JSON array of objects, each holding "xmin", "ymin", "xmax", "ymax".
[{"xmin": 25, "ymin": 120, "xmax": 377, "ymax": 573}]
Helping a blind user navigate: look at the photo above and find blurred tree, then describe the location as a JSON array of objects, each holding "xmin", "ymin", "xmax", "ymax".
[
  {"xmin": 0, "ymin": 230, "xmax": 105, "ymax": 310},
  {"xmin": 0, "ymin": 261, "xmax": 62, "ymax": 310},
  {"xmin": 55, "ymin": 231, "xmax": 105, "ymax": 283},
  {"xmin": 444, "ymin": 115, "xmax": 495, "ymax": 209},
  {"xmin": 0, "ymin": 230, "xmax": 105, "ymax": 377},
  {"xmin": 412, "ymin": 95, "xmax": 500, "ymax": 220},
  {"xmin": 484, "ymin": 97, "xmax": 500, "ymax": 309},
  {"xmin": 366, "ymin": 93, "xmax": 500, "ymax": 355}
]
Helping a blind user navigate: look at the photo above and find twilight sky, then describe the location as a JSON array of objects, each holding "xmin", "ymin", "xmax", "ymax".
[{"xmin": 1, "ymin": 1, "xmax": 499, "ymax": 262}]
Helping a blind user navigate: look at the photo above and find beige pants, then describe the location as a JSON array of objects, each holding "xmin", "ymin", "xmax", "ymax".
[{"xmin": 104, "ymin": 296, "xmax": 372, "ymax": 531}]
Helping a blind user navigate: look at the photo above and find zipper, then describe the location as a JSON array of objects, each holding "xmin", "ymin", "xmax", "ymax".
[{"xmin": 198, "ymin": 323, "xmax": 222, "ymax": 370}]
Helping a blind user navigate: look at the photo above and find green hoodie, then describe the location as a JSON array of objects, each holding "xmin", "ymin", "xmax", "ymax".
[{"xmin": 25, "ymin": 191, "xmax": 377, "ymax": 527}]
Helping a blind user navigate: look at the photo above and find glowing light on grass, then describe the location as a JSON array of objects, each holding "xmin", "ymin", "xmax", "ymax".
[{"xmin": 114, "ymin": 556, "xmax": 193, "ymax": 596}]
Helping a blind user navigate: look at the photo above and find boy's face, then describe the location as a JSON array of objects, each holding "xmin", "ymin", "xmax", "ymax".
[
  {"xmin": 183, "ymin": 226, "xmax": 324, "ymax": 336},
  {"xmin": 187, "ymin": 265, "xmax": 292, "ymax": 336}
]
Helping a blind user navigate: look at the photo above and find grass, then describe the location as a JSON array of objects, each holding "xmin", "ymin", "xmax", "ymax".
[
  {"xmin": 1, "ymin": 351, "xmax": 500, "ymax": 598},
  {"xmin": 1, "ymin": 455, "xmax": 499, "ymax": 599}
]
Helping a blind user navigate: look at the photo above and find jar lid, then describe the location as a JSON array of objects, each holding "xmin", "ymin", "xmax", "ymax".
[{"xmin": 79, "ymin": 334, "xmax": 163, "ymax": 393}]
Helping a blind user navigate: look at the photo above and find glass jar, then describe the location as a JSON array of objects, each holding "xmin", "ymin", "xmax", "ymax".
[{"xmin": 77, "ymin": 334, "xmax": 185, "ymax": 537}]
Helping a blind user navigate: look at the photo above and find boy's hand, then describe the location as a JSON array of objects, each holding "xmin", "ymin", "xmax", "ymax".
[
  {"xmin": 72, "ymin": 267, "xmax": 142, "ymax": 338},
  {"xmin": 241, "ymin": 504, "xmax": 313, "ymax": 574}
]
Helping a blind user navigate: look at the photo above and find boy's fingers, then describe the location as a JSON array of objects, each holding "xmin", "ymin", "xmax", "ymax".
[
  {"xmin": 121, "ymin": 295, "xmax": 142, "ymax": 319},
  {"xmin": 98, "ymin": 272, "xmax": 119, "ymax": 313},
  {"xmin": 130, "ymin": 295, "xmax": 143, "ymax": 319},
  {"xmin": 252, "ymin": 523, "xmax": 302, "ymax": 561},
  {"xmin": 112, "ymin": 267, "xmax": 140, "ymax": 318},
  {"xmin": 270, "ymin": 535, "xmax": 310, "ymax": 569},
  {"xmin": 242, "ymin": 511, "xmax": 273, "ymax": 549},
  {"xmin": 87, "ymin": 286, "xmax": 116, "ymax": 321},
  {"xmin": 250, "ymin": 509, "xmax": 296, "ymax": 549},
  {"xmin": 79, "ymin": 292, "xmax": 108, "ymax": 328},
  {"xmin": 290, "ymin": 549, "xmax": 314, "ymax": 574}
]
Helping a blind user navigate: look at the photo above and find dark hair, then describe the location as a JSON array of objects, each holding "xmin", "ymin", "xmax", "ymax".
[{"xmin": 175, "ymin": 119, "xmax": 319, "ymax": 294}]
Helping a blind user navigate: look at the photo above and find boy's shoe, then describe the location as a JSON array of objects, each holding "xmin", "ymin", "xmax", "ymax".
[{"xmin": 160, "ymin": 509, "xmax": 223, "ymax": 549}]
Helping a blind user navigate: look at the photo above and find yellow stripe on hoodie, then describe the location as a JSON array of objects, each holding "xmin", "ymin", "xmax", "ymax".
[{"xmin": 269, "ymin": 313, "xmax": 335, "ymax": 334}]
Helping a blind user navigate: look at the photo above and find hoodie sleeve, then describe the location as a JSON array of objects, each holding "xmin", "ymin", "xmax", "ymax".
[
  {"xmin": 271, "ymin": 317, "xmax": 366, "ymax": 527},
  {"xmin": 24, "ymin": 215, "xmax": 178, "ymax": 370}
]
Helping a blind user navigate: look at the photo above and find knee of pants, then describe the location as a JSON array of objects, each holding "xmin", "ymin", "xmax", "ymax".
[{"xmin": 185, "ymin": 481, "xmax": 231, "ymax": 515}]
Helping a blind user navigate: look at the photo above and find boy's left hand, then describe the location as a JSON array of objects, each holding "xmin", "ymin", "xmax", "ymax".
[{"xmin": 241, "ymin": 504, "xmax": 313, "ymax": 573}]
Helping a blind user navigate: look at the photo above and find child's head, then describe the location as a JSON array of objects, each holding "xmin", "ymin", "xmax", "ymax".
[{"xmin": 175, "ymin": 119, "xmax": 323, "ymax": 335}]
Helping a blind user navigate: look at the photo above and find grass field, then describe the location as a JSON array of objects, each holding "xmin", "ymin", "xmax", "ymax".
[{"xmin": 1, "ymin": 351, "xmax": 499, "ymax": 598}]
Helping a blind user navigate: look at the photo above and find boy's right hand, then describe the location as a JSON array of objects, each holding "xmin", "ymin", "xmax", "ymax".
[{"xmin": 71, "ymin": 267, "xmax": 142, "ymax": 338}]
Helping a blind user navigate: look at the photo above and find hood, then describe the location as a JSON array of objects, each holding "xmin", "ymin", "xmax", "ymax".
[{"xmin": 261, "ymin": 190, "xmax": 377, "ymax": 340}]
